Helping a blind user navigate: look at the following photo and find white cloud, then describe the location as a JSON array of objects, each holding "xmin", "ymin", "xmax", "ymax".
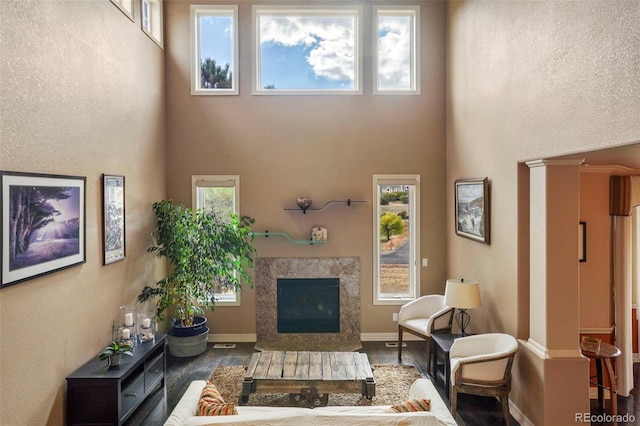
[
  {"xmin": 377, "ymin": 16, "xmax": 412, "ymax": 90},
  {"xmin": 260, "ymin": 15, "xmax": 355, "ymax": 82}
]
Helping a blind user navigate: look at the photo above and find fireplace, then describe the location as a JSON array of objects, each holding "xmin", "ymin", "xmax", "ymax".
[
  {"xmin": 255, "ymin": 257, "xmax": 361, "ymax": 351},
  {"xmin": 277, "ymin": 278, "xmax": 340, "ymax": 333}
]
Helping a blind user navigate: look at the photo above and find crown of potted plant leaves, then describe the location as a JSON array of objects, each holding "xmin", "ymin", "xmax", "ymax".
[{"xmin": 97, "ymin": 341, "xmax": 134, "ymax": 360}]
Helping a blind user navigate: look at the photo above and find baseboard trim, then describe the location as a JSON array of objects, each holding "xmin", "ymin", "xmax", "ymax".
[
  {"xmin": 207, "ymin": 333, "xmax": 256, "ymax": 343},
  {"xmin": 510, "ymin": 399, "xmax": 534, "ymax": 426},
  {"xmin": 361, "ymin": 332, "xmax": 423, "ymax": 342},
  {"xmin": 204, "ymin": 333, "xmax": 425, "ymax": 343}
]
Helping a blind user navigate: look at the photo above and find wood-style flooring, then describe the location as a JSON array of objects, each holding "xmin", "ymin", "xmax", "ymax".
[{"xmin": 124, "ymin": 341, "xmax": 640, "ymax": 426}]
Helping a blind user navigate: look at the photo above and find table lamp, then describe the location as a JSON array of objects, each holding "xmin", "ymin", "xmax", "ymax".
[{"xmin": 444, "ymin": 278, "xmax": 482, "ymax": 336}]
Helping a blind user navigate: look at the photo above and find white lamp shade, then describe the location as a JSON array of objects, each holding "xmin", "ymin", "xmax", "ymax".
[{"xmin": 444, "ymin": 278, "xmax": 482, "ymax": 309}]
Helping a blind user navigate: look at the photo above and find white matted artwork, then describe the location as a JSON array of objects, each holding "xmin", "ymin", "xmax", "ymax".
[{"xmin": 455, "ymin": 177, "xmax": 490, "ymax": 244}]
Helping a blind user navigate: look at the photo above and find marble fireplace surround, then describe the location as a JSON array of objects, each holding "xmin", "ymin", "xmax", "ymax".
[{"xmin": 255, "ymin": 257, "xmax": 361, "ymax": 351}]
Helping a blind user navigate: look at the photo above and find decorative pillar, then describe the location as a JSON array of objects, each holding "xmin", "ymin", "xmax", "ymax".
[{"xmin": 526, "ymin": 159, "xmax": 590, "ymax": 424}]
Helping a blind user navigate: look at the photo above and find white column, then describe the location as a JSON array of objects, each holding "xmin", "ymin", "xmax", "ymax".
[{"xmin": 526, "ymin": 159, "xmax": 590, "ymax": 424}]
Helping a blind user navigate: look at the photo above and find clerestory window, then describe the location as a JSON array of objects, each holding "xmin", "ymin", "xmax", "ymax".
[
  {"xmin": 141, "ymin": 0, "xmax": 163, "ymax": 48},
  {"xmin": 374, "ymin": 6, "xmax": 420, "ymax": 94},
  {"xmin": 191, "ymin": 5, "xmax": 239, "ymax": 95},
  {"xmin": 252, "ymin": 5, "xmax": 363, "ymax": 95}
]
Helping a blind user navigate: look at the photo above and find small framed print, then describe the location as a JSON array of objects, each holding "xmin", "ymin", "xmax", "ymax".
[
  {"xmin": 1, "ymin": 171, "xmax": 86, "ymax": 287},
  {"xmin": 102, "ymin": 175, "xmax": 125, "ymax": 265},
  {"xmin": 455, "ymin": 177, "xmax": 490, "ymax": 244}
]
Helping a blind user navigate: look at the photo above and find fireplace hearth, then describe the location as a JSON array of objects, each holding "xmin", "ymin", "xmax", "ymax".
[{"xmin": 255, "ymin": 257, "xmax": 361, "ymax": 351}]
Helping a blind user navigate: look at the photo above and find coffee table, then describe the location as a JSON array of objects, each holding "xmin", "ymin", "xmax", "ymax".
[{"xmin": 241, "ymin": 351, "xmax": 376, "ymax": 406}]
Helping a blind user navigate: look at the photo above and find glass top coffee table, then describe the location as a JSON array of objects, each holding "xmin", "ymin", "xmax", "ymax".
[{"xmin": 241, "ymin": 350, "xmax": 376, "ymax": 406}]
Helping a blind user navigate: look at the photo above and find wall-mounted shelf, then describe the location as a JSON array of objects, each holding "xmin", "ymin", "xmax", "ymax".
[
  {"xmin": 284, "ymin": 198, "xmax": 366, "ymax": 214},
  {"xmin": 253, "ymin": 231, "xmax": 328, "ymax": 245}
]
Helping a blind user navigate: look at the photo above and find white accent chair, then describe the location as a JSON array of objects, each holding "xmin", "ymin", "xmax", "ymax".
[
  {"xmin": 449, "ymin": 333, "xmax": 519, "ymax": 425},
  {"xmin": 397, "ymin": 294, "xmax": 454, "ymax": 364}
]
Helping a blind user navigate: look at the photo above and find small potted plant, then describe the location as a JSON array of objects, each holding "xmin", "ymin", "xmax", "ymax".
[{"xmin": 98, "ymin": 341, "xmax": 134, "ymax": 369}]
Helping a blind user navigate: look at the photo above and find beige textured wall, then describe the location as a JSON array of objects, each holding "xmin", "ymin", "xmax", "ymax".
[
  {"xmin": 447, "ymin": 0, "xmax": 639, "ymax": 424},
  {"xmin": 579, "ymin": 170, "xmax": 614, "ymax": 329},
  {"xmin": 0, "ymin": 1, "xmax": 166, "ymax": 425},
  {"xmin": 164, "ymin": 0, "xmax": 448, "ymax": 335}
]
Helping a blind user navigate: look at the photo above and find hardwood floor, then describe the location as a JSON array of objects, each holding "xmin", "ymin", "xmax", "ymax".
[{"xmin": 124, "ymin": 340, "xmax": 640, "ymax": 426}]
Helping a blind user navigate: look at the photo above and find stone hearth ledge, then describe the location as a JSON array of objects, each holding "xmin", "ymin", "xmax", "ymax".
[{"xmin": 255, "ymin": 257, "xmax": 361, "ymax": 352}]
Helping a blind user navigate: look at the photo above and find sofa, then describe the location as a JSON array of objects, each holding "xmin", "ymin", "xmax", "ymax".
[{"xmin": 164, "ymin": 378, "xmax": 458, "ymax": 425}]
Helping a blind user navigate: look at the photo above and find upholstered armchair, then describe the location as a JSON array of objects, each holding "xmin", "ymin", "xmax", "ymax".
[
  {"xmin": 397, "ymin": 294, "xmax": 454, "ymax": 362},
  {"xmin": 449, "ymin": 333, "xmax": 519, "ymax": 425}
]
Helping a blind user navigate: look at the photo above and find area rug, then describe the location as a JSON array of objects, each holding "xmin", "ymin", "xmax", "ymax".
[{"xmin": 209, "ymin": 364, "xmax": 422, "ymax": 408}]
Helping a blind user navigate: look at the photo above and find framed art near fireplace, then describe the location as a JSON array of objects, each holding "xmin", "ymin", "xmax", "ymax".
[
  {"xmin": 455, "ymin": 177, "xmax": 490, "ymax": 244},
  {"xmin": 1, "ymin": 171, "xmax": 86, "ymax": 287}
]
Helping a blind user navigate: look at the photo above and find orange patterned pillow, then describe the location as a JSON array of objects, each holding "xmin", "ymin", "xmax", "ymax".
[
  {"xmin": 384, "ymin": 398, "xmax": 431, "ymax": 413},
  {"xmin": 197, "ymin": 381, "xmax": 238, "ymax": 416}
]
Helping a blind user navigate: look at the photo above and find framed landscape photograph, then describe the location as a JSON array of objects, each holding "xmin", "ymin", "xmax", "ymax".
[
  {"xmin": 455, "ymin": 177, "xmax": 490, "ymax": 244},
  {"xmin": 1, "ymin": 171, "xmax": 86, "ymax": 287},
  {"xmin": 102, "ymin": 174, "xmax": 125, "ymax": 265}
]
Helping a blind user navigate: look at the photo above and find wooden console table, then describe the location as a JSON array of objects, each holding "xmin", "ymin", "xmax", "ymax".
[
  {"xmin": 242, "ymin": 350, "xmax": 376, "ymax": 406},
  {"xmin": 66, "ymin": 334, "xmax": 166, "ymax": 425}
]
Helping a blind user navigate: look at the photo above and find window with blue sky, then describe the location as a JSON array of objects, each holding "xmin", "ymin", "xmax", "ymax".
[
  {"xmin": 253, "ymin": 6, "xmax": 362, "ymax": 94},
  {"xmin": 191, "ymin": 5, "xmax": 238, "ymax": 95},
  {"xmin": 190, "ymin": 4, "xmax": 420, "ymax": 96},
  {"xmin": 374, "ymin": 6, "xmax": 420, "ymax": 94}
]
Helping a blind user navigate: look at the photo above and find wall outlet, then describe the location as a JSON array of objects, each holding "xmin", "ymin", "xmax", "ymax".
[
  {"xmin": 422, "ymin": 258, "xmax": 429, "ymax": 267},
  {"xmin": 393, "ymin": 313, "xmax": 398, "ymax": 322}
]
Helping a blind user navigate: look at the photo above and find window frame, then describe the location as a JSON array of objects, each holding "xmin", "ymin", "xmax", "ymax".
[
  {"xmin": 373, "ymin": 174, "xmax": 420, "ymax": 305},
  {"xmin": 192, "ymin": 175, "xmax": 242, "ymax": 306},
  {"xmin": 373, "ymin": 5, "xmax": 420, "ymax": 95},
  {"xmin": 190, "ymin": 5, "xmax": 239, "ymax": 96},
  {"xmin": 252, "ymin": 4, "xmax": 363, "ymax": 95},
  {"xmin": 141, "ymin": 0, "xmax": 163, "ymax": 48},
  {"xmin": 110, "ymin": 0, "xmax": 134, "ymax": 22}
]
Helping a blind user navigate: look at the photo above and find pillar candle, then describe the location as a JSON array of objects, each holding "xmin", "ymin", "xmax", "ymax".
[
  {"xmin": 142, "ymin": 318, "xmax": 151, "ymax": 328},
  {"xmin": 124, "ymin": 312, "xmax": 133, "ymax": 326},
  {"xmin": 122, "ymin": 328, "xmax": 130, "ymax": 339}
]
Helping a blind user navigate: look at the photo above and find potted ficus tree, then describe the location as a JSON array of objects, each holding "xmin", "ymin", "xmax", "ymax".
[{"xmin": 138, "ymin": 200, "xmax": 255, "ymax": 356}]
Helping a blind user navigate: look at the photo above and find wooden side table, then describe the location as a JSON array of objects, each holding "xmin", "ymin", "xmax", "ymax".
[
  {"xmin": 580, "ymin": 342, "xmax": 621, "ymax": 421},
  {"xmin": 431, "ymin": 333, "xmax": 456, "ymax": 394}
]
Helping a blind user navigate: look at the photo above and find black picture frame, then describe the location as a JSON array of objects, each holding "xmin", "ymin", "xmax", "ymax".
[
  {"xmin": 1, "ymin": 171, "xmax": 86, "ymax": 287},
  {"xmin": 579, "ymin": 221, "xmax": 587, "ymax": 262},
  {"xmin": 102, "ymin": 174, "xmax": 126, "ymax": 265},
  {"xmin": 455, "ymin": 177, "xmax": 490, "ymax": 244}
]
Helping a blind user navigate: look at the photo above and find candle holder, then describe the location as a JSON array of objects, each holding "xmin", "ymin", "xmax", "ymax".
[
  {"xmin": 117, "ymin": 325, "xmax": 136, "ymax": 349},
  {"xmin": 120, "ymin": 305, "xmax": 136, "ymax": 328},
  {"xmin": 137, "ymin": 313, "xmax": 155, "ymax": 343}
]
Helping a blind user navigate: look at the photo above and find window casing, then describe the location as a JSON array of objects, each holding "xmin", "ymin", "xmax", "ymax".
[
  {"xmin": 373, "ymin": 174, "xmax": 420, "ymax": 304},
  {"xmin": 141, "ymin": 0, "xmax": 163, "ymax": 48},
  {"xmin": 192, "ymin": 175, "xmax": 242, "ymax": 306},
  {"xmin": 253, "ymin": 5, "xmax": 363, "ymax": 95},
  {"xmin": 110, "ymin": 0, "xmax": 134, "ymax": 21},
  {"xmin": 191, "ymin": 5, "xmax": 239, "ymax": 95},
  {"xmin": 373, "ymin": 6, "xmax": 420, "ymax": 95}
]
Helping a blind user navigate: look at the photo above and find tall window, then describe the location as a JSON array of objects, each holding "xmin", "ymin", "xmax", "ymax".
[
  {"xmin": 374, "ymin": 6, "xmax": 419, "ymax": 94},
  {"xmin": 192, "ymin": 175, "xmax": 241, "ymax": 305},
  {"xmin": 141, "ymin": 0, "xmax": 163, "ymax": 48},
  {"xmin": 373, "ymin": 175, "xmax": 420, "ymax": 304},
  {"xmin": 191, "ymin": 5, "xmax": 239, "ymax": 95},
  {"xmin": 253, "ymin": 5, "xmax": 363, "ymax": 95}
]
